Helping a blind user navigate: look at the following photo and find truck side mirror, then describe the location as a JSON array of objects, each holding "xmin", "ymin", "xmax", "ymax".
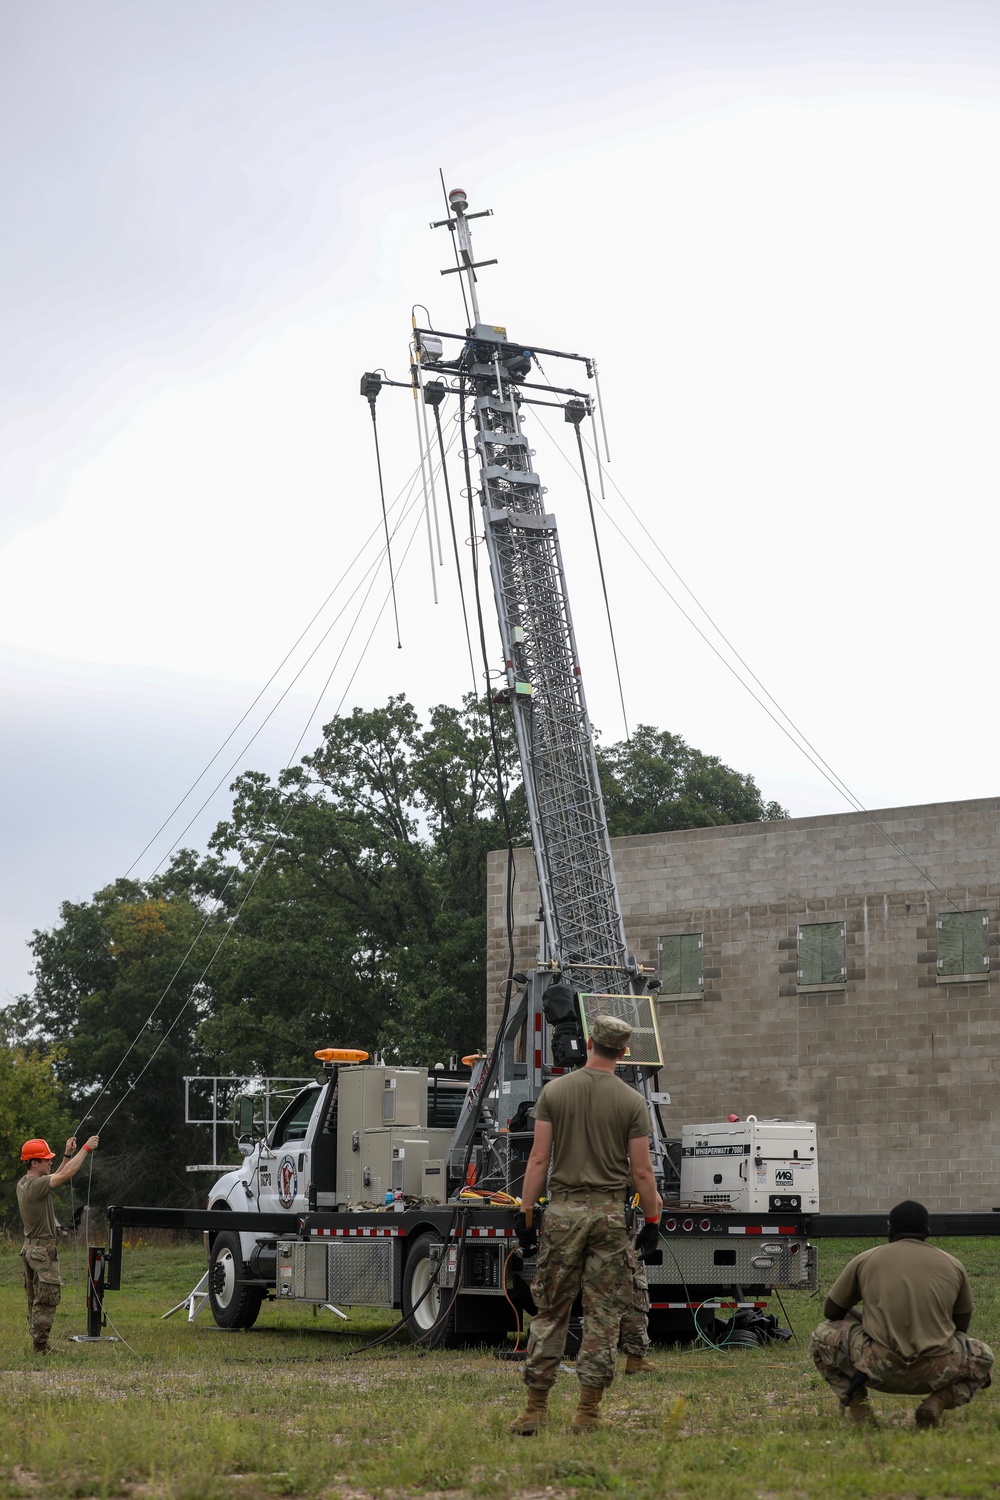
[{"xmin": 235, "ymin": 1096, "xmax": 256, "ymax": 1140}]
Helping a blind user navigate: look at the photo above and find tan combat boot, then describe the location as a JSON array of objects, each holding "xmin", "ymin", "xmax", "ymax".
[
  {"xmin": 843, "ymin": 1394, "xmax": 873, "ymax": 1426},
  {"xmin": 509, "ymin": 1386, "xmax": 549, "ymax": 1436},
  {"xmin": 572, "ymin": 1384, "xmax": 605, "ymax": 1432},
  {"xmin": 625, "ymin": 1354, "xmax": 658, "ymax": 1374},
  {"xmin": 915, "ymin": 1389, "xmax": 956, "ymax": 1429}
]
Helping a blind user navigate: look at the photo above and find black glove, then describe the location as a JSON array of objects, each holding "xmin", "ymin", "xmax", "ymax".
[
  {"xmin": 514, "ymin": 1206, "xmax": 539, "ymax": 1255},
  {"xmin": 634, "ymin": 1217, "xmax": 661, "ymax": 1261}
]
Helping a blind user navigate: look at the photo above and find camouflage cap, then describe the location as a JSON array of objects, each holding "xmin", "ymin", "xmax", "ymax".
[{"xmin": 590, "ymin": 1013, "xmax": 632, "ymax": 1049}]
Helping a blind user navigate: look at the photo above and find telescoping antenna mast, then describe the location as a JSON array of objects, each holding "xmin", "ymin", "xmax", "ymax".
[
  {"xmin": 434, "ymin": 190, "xmax": 634, "ymax": 979},
  {"xmin": 369, "ymin": 185, "xmax": 668, "ymax": 1184}
]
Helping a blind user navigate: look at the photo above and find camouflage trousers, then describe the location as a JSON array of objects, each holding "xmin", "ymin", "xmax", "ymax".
[
  {"xmin": 21, "ymin": 1243, "xmax": 62, "ymax": 1351},
  {"xmin": 619, "ymin": 1250, "xmax": 650, "ymax": 1357},
  {"xmin": 810, "ymin": 1316, "xmax": 994, "ymax": 1407},
  {"xmin": 525, "ymin": 1199, "xmax": 633, "ymax": 1391}
]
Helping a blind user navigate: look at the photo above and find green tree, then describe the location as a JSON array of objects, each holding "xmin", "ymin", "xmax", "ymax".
[
  {"xmin": 200, "ymin": 694, "xmax": 522, "ymax": 1073},
  {"xmin": 10, "ymin": 857, "xmax": 232, "ymax": 1209},
  {"xmin": 597, "ymin": 725, "xmax": 787, "ymax": 836},
  {"xmin": 9, "ymin": 697, "xmax": 786, "ymax": 1208},
  {"xmin": 0, "ymin": 1019, "xmax": 73, "ymax": 1228}
]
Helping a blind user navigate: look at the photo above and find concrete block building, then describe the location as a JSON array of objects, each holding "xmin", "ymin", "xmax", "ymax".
[{"xmin": 486, "ymin": 796, "xmax": 1000, "ymax": 1213}]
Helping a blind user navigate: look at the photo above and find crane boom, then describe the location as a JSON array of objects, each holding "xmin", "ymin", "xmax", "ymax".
[
  {"xmin": 416, "ymin": 188, "xmax": 666, "ymax": 1185},
  {"xmin": 471, "ymin": 341, "xmax": 629, "ymax": 984}
]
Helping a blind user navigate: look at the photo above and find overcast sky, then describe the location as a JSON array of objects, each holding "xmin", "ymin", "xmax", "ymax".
[{"xmin": 3, "ymin": 1, "xmax": 1000, "ymax": 1002}]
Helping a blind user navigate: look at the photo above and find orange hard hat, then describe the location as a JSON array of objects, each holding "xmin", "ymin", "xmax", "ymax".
[{"xmin": 21, "ymin": 1138, "xmax": 56, "ymax": 1162}]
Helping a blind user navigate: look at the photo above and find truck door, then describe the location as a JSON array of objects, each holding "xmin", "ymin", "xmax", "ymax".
[{"xmin": 256, "ymin": 1085, "xmax": 323, "ymax": 1217}]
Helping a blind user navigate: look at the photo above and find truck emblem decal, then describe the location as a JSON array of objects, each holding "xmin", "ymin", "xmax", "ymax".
[{"xmin": 277, "ymin": 1155, "xmax": 298, "ymax": 1209}]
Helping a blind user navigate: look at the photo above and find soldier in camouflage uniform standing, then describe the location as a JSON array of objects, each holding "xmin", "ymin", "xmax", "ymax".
[
  {"xmin": 17, "ymin": 1134, "xmax": 100, "ymax": 1354},
  {"xmin": 809, "ymin": 1199, "xmax": 993, "ymax": 1427},
  {"xmin": 510, "ymin": 1014, "xmax": 661, "ymax": 1435},
  {"xmin": 619, "ymin": 1254, "xmax": 657, "ymax": 1374}
]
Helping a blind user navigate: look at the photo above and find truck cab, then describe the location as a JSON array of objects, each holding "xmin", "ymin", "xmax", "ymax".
[{"xmin": 204, "ymin": 1062, "xmax": 463, "ymax": 1328}]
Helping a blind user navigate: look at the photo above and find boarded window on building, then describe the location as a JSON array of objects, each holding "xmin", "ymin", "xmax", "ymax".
[
  {"xmin": 658, "ymin": 933, "xmax": 704, "ymax": 999},
  {"xmin": 937, "ymin": 910, "xmax": 989, "ymax": 980},
  {"xmin": 797, "ymin": 921, "xmax": 847, "ymax": 987}
]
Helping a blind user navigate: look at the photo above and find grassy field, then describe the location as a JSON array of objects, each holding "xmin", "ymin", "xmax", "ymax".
[{"xmin": 1, "ymin": 1232, "xmax": 998, "ymax": 1500}]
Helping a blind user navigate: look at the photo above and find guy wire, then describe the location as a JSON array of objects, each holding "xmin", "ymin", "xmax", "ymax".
[
  {"xmin": 127, "ymin": 437, "xmax": 438, "ymax": 884},
  {"xmin": 146, "ymin": 533, "xmax": 401, "ymax": 879},
  {"xmin": 572, "ymin": 418, "xmax": 629, "ymax": 743},
  {"xmin": 32, "ymin": 454, "xmax": 430, "ymax": 1020},
  {"xmin": 432, "ymin": 400, "xmax": 477, "ymax": 694},
  {"xmin": 366, "ymin": 383, "xmax": 402, "ymax": 648},
  {"xmin": 534, "ymin": 407, "xmax": 964, "ymax": 913},
  {"xmin": 79, "ymin": 504, "xmax": 429, "ymax": 1136},
  {"xmin": 123, "ymin": 464, "xmax": 420, "ymax": 882},
  {"xmin": 587, "ymin": 488, "xmax": 965, "ymax": 910}
]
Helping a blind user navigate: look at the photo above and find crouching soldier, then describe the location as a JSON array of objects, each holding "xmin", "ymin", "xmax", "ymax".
[{"xmin": 809, "ymin": 1199, "xmax": 993, "ymax": 1427}]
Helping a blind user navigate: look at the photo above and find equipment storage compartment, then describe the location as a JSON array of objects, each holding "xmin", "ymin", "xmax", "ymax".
[
  {"xmin": 647, "ymin": 1229, "xmax": 816, "ymax": 1289},
  {"xmin": 338, "ymin": 1127, "xmax": 454, "ymax": 1206},
  {"xmin": 327, "ymin": 1238, "xmax": 395, "ymax": 1307},
  {"xmin": 277, "ymin": 1240, "xmax": 329, "ymax": 1300},
  {"xmin": 335, "ymin": 1066, "xmax": 451, "ymax": 1206},
  {"xmin": 338, "ymin": 1066, "xmax": 425, "ymax": 1131},
  {"xmin": 680, "ymin": 1118, "xmax": 819, "ymax": 1212}
]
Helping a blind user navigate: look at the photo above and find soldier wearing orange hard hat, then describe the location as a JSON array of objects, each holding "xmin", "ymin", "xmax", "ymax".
[{"xmin": 17, "ymin": 1132, "xmax": 99, "ymax": 1354}]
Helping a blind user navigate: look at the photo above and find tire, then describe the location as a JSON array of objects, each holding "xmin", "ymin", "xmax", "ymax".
[
  {"xmin": 208, "ymin": 1231, "xmax": 265, "ymax": 1330},
  {"xmin": 402, "ymin": 1232, "xmax": 457, "ymax": 1347},
  {"xmin": 646, "ymin": 1306, "xmax": 714, "ymax": 1346}
]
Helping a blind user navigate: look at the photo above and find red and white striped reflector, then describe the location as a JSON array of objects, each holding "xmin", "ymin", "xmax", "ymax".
[
  {"xmin": 310, "ymin": 1226, "xmax": 402, "ymax": 1238},
  {"xmin": 648, "ymin": 1300, "xmax": 768, "ymax": 1311},
  {"xmin": 726, "ymin": 1224, "xmax": 797, "ymax": 1236}
]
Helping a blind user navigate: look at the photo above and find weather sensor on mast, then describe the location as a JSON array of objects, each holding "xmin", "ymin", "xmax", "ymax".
[{"xmin": 432, "ymin": 184, "xmax": 497, "ymax": 326}]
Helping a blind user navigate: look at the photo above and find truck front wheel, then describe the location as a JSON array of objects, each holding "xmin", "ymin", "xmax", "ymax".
[{"xmin": 208, "ymin": 1231, "xmax": 265, "ymax": 1330}]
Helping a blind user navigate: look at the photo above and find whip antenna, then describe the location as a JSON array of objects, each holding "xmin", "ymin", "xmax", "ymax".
[{"xmin": 361, "ymin": 370, "xmax": 402, "ymax": 648}]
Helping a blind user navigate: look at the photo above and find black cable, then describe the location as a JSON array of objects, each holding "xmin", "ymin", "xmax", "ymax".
[
  {"xmin": 367, "ymin": 398, "xmax": 402, "ymax": 649},
  {"xmin": 369, "ymin": 371, "xmax": 529, "ymax": 1353},
  {"xmin": 772, "ymin": 1285, "xmax": 799, "ymax": 1344},
  {"xmin": 572, "ymin": 419, "xmax": 630, "ymax": 744},
  {"xmin": 345, "ymin": 1206, "xmax": 469, "ymax": 1355},
  {"xmin": 315, "ymin": 380, "xmax": 526, "ymax": 1357},
  {"xmin": 432, "ymin": 400, "xmax": 477, "ymax": 693},
  {"xmin": 458, "ymin": 376, "xmax": 515, "ymax": 851}
]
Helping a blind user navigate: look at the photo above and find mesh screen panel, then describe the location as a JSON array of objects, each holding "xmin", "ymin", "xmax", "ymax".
[{"xmin": 579, "ymin": 993, "xmax": 663, "ymax": 1068}]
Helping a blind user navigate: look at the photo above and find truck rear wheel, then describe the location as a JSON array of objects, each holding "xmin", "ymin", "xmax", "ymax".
[
  {"xmin": 402, "ymin": 1231, "xmax": 457, "ymax": 1346},
  {"xmin": 208, "ymin": 1231, "xmax": 265, "ymax": 1330}
]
